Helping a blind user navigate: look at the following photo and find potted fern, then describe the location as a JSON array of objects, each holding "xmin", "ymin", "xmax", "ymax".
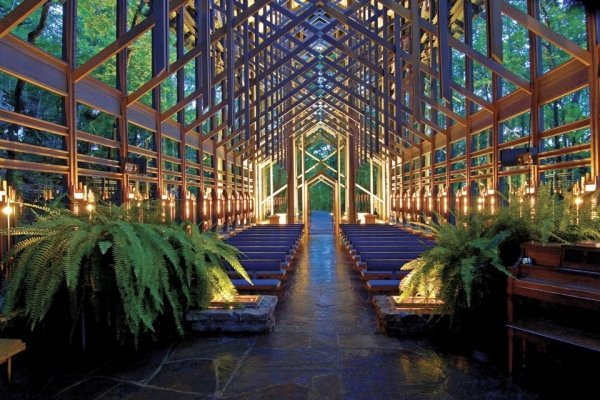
[
  {"xmin": 516, "ymin": 186, "xmax": 600, "ymax": 266},
  {"xmin": 1, "ymin": 201, "xmax": 249, "ymax": 347},
  {"xmin": 399, "ymin": 211, "xmax": 511, "ymax": 319},
  {"xmin": 399, "ymin": 187, "xmax": 600, "ymax": 352},
  {"xmin": 398, "ymin": 207, "xmax": 529, "ymax": 356},
  {"xmin": 512, "ymin": 185, "xmax": 565, "ymax": 266}
]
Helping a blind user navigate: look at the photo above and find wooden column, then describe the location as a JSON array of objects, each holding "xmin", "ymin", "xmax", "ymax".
[
  {"xmin": 301, "ymin": 133, "xmax": 308, "ymax": 228},
  {"xmin": 348, "ymin": 132, "xmax": 357, "ymax": 223},
  {"xmin": 528, "ymin": 0, "xmax": 540, "ymax": 188},
  {"xmin": 176, "ymin": 10, "xmax": 188, "ymax": 215},
  {"xmin": 336, "ymin": 131, "xmax": 342, "ymax": 222},
  {"xmin": 116, "ymin": 1, "xmax": 130, "ymax": 201},
  {"xmin": 211, "ymin": 141, "xmax": 219, "ymax": 230},
  {"xmin": 65, "ymin": 0, "xmax": 78, "ymax": 200},
  {"xmin": 286, "ymin": 133, "xmax": 295, "ymax": 224},
  {"xmin": 589, "ymin": 10, "xmax": 600, "ymax": 177}
]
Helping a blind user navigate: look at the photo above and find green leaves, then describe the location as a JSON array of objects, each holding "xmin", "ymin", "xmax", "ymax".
[
  {"xmin": 399, "ymin": 211, "xmax": 513, "ymax": 317},
  {"xmin": 2, "ymin": 202, "xmax": 246, "ymax": 346},
  {"xmin": 400, "ymin": 180, "xmax": 600, "ymax": 323},
  {"xmin": 98, "ymin": 241, "xmax": 112, "ymax": 255}
]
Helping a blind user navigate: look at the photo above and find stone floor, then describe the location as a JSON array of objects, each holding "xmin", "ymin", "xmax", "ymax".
[{"xmin": 0, "ymin": 212, "xmax": 596, "ymax": 399}]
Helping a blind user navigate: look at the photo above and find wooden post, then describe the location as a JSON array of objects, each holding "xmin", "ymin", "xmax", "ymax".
[
  {"xmin": 348, "ymin": 132, "xmax": 357, "ymax": 223},
  {"xmin": 589, "ymin": 10, "xmax": 600, "ymax": 177},
  {"xmin": 286, "ymin": 133, "xmax": 295, "ymax": 224},
  {"xmin": 65, "ymin": 0, "xmax": 78, "ymax": 203}
]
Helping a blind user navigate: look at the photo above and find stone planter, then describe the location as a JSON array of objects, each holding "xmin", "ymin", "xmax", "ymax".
[
  {"xmin": 186, "ymin": 295, "xmax": 278, "ymax": 333},
  {"xmin": 372, "ymin": 296, "xmax": 443, "ymax": 335},
  {"xmin": 521, "ymin": 242, "xmax": 562, "ymax": 267}
]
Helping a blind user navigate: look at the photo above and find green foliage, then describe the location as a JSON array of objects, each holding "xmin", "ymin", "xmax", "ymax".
[
  {"xmin": 400, "ymin": 186, "xmax": 600, "ymax": 321},
  {"xmin": 502, "ymin": 185, "xmax": 600, "ymax": 244},
  {"xmin": 400, "ymin": 212, "xmax": 510, "ymax": 316},
  {"xmin": 309, "ymin": 182, "xmax": 333, "ymax": 211},
  {"xmin": 2, "ymin": 202, "xmax": 248, "ymax": 346}
]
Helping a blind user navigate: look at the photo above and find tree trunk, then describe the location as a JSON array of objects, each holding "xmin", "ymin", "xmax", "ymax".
[{"xmin": 125, "ymin": 0, "xmax": 148, "ymax": 68}]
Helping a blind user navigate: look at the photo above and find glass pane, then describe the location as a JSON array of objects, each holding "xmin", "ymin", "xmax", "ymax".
[
  {"xmin": 11, "ymin": 1, "xmax": 63, "ymax": 58},
  {"xmin": 77, "ymin": 103, "xmax": 117, "ymax": 139},
  {"xmin": 502, "ymin": 15, "xmax": 530, "ymax": 80},
  {"xmin": 128, "ymin": 123, "xmax": 155, "ymax": 150},
  {"xmin": 541, "ymin": 87, "xmax": 590, "ymax": 131},
  {"xmin": 0, "ymin": 71, "xmax": 65, "ymax": 124},
  {"xmin": 500, "ymin": 112, "xmax": 530, "ymax": 143}
]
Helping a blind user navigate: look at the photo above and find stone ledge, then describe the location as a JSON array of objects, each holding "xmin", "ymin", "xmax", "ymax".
[
  {"xmin": 187, "ymin": 295, "xmax": 278, "ymax": 333},
  {"xmin": 373, "ymin": 295, "xmax": 442, "ymax": 335}
]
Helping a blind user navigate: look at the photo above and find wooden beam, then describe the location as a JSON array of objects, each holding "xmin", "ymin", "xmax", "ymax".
[
  {"xmin": 411, "ymin": 0, "xmax": 421, "ymax": 123},
  {"xmin": 320, "ymin": 4, "xmax": 395, "ymax": 53},
  {"xmin": 438, "ymin": 0, "xmax": 452, "ymax": 102},
  {"xmin": 0, "ymin": 0, "xmax": 47, "ymax": 39},
  {"xmin": 449, "ymin": 36, "xmax": 531, "ymax": 93},
  {"xmin": 0, "ymin": 36, "xmax": 67, "ymax": 94},
  {"xmin": 0, "ymin": 109, "xmax": 67, "ymax": 136},
  {"xmin": 74, "ymin": 15, "xmax": 156, "ymax": 82},
  {"xmin": 487, "ymin": 0, "xmax": 503, "ymax": 63},
  {"xmin": 226, "ymin": 0, "xmax": 235, "ymax": 128},
  {"xmin": 502, "ymin": 2, "xmax": 592, "ymax": 66},
  {"xmin": 588, "ymin": 12, "xmax": 600, "ymax": 176},
  {"xmin": 152, "ymin": 0, "xmax": 169, "ymax": 75}
]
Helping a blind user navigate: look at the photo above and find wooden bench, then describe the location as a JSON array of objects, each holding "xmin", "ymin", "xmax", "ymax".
[
  {"xmin": 234, "ymin": 246, "xmax": 295, "ymax": 256},
  {"xmin": 228, "ymin": 269, "xmax": 287, "ymax": 280},
  {"xmin": 508, "ymin": 319, "xmax": 600, "ymax": 355},
  {"xmin": 361, "ymin": 269, "xmax": 409, "ymax": 281},
  {"xmin": 225, "ymin": 240, "xmax": 299, "ymax": 250},
  {"xmin": 507, "ymin": 245, "xmax": 600, "ymax": 374},
  {"xmin": 355, "ymin": 259, "xmax": 413, "ymax": 272},
  {"xmin": 240, "ymin": 252, "xmax": 292, "ymax": 262},
  {"xmin": 0, "ymin": 338, "xmax": 26, "ymax": 383},
  {"xmin": 239, "ymin": 259, "xmax": 291, "ymax": 271},
  {"xmin": 231, "ymin": 278, "xmax": 282, "ymax": 293},
  {"xmin": 354, "ymin": 252, "xmax": 425, "ymax": 261},
  {"xmin": 366, "ymin": 279, "xmax": 402, "ymax": 293}
]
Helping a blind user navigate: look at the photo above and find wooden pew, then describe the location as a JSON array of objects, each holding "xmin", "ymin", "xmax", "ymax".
[
  {"xmin": 507, "ymin": 244, "xmax": 600, "ymax": 374},
  {"xmin": 231, "ymin": 278, "xmax": 282, "ymax": 293},
  {"xmin": 366, "ymin": 279, "xmax": 402, "ymax": 294},
  {"xmin": 0, "ymin": 338, "xmax": 26, "ymax": 383}
]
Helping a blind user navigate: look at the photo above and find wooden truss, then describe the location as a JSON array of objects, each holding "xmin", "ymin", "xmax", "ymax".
[{"xmin": 0, "ymin": 0, "xmax": 598, "ymax": 216}]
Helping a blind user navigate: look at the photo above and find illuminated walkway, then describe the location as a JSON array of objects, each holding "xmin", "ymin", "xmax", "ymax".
[{"xmin": 4, "ymin": 212, "xmax": 546, "ymax": 399}]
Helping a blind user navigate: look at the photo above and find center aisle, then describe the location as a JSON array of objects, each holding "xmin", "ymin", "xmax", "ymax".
[{"xmin": 210, "ymin": 211, "xmax": 534, "ymax": 399}]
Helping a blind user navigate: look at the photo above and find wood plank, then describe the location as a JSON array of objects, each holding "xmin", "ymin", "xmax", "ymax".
[
  {"xmin": 449, "ymin": 36, "xmax": 531, "ymax": 93},
  {"xmin": 0, "ymin": 109, "xmax": 68, "ymax": 135},
  {"xmin": 437, "ymin": 0, "xmax": 452, "ymax": 101},
  {"xmin": 0, "ymin": 36, "xmax": 67, "ymax": 94},
  {"xmin": 501, "ymin": 2, "xmax": 592, "ymax": 66},
  {"xmin": 74, "ymin": 16, "xmax": 156, "ymax": 82},
  {"xmin": 487, "ymin": 0, "xmax": 503, "ymax": 63},
  {"xmin": 0, "ymin": 0, "xmax": 47, "ymax": 39}
]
